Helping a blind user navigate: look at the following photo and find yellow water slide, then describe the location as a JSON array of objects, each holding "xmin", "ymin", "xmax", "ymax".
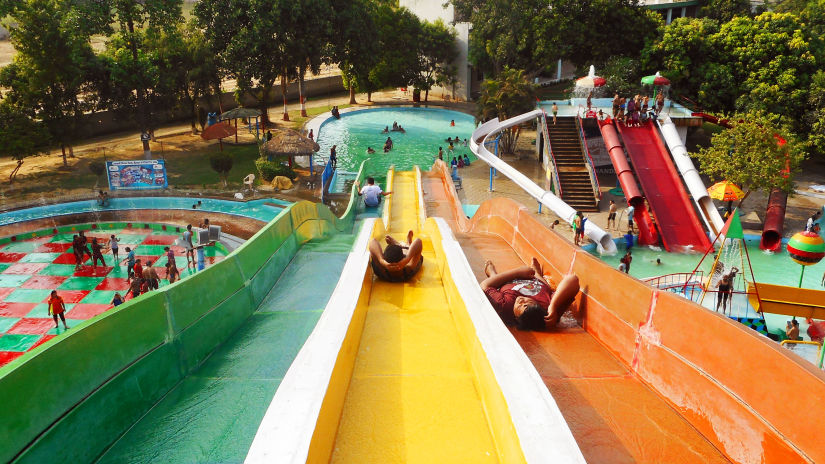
[
  {"xmin": 329, "ymin": 169, "xmax": 512, "ymax": 462},
  {"xmin": 245, "ymin": 168, "xmax": 583, "ymax": 464}
]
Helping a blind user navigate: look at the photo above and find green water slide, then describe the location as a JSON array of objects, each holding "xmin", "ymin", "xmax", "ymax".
[{"xmin": 0, "ymin": 160, "xmax": 380, "ymax": 463}]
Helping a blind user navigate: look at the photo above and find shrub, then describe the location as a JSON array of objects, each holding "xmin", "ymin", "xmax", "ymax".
[
  {"xmin": 88, "ymin": 160, "xmax": 106, "ymax": 178},
  {"xmin": 209, "ymin": 152, "xmax": 234, "ymax": 186},
  {"xmin": 255, "ymin": 158, "xmax": 297, "ymax": 181}
]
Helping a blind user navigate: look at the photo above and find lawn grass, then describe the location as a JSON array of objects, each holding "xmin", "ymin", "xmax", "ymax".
[{"xmin": 4, "ymin": 100, "xmax": 347, "ymax": 200}]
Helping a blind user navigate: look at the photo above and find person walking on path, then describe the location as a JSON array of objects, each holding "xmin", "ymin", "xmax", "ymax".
[
  {"xmin": 122, "ymin": 246, "xmax": 136, "ymax": 280},
  {"xmin": 109, "ymin": 235, "xmax": 120, "ymax": 262},
  {"xmin": 47, "ymin": 290, "xmax": 69, "ymax": 330},
  {"xmin": 183, "ymin": 225, "xmax": 196, "ymax": 270}
]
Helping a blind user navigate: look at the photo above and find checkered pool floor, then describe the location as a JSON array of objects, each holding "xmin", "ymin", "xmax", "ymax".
[{"xmin": 0, "ymin": 224, "xmax": 227, "ymax": 367}]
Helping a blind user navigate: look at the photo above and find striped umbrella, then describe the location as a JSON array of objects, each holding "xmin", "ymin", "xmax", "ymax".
[
  {"xmin": 707, "ymin": 180, "xmax": 745, "ymax": 202},
  {"xmin": 641, "ymin": 72, "xmax": 671, "ymax": 86}
]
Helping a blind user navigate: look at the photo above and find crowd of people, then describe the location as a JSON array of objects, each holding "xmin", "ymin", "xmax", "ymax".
[
  {"xmin": 611, "ymin": 92, "xmax": 665, "ymax": 126},
  {"xmin": 46, "ymin": 220, "xmax": 218, "ymax": 329}
]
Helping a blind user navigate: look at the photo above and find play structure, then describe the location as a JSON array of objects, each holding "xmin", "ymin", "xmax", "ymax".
[
  {"xmin": 597, "ymin": 119, "xmax": 659, "ymax": 246},
  {"xmin": 615, "ymin": 120, "xmax": 711, "ymax": 252},
  {"xmin": 658, "ymin": 116, "xmax": 725, "ymax": 236}
]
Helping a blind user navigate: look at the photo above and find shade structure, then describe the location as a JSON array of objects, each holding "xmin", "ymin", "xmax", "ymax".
[
  {"xmin": 707, "ymin": 180, "xmax": 745, "ymax": 202},
  {"xmin": 201, "ymin": 122, "xmax": 236, "ymax": 140},
  {"xmin": 641, "ymin": 72, "xmax": 671, "ymax": 86},
  {"xmin": 261, "ymin": 128, "xmax": 320, "ymax": 159},
  {"xmin": 219, "ymin": 107, "xmax": 262, "ymax": 121}
]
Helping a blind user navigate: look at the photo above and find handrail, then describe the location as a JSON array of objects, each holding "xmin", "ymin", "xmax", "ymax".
[
  {"xmin": 780, "ymin": 340, "xmax": 825, "ymax": 369},
  {"xmin": 540, "ymin": 110, "xmax": 563, "ymax": 197},
  {"xmin": 576, "ymin": 115, "xmax": 601, "ymax": 202},
  {"xmin": 320, "ymin": 158, "xmax": 335, "ymax": 202},
  {"xmin": 780, "ymin": 340, "xmax": 823, "ymax": 347}
]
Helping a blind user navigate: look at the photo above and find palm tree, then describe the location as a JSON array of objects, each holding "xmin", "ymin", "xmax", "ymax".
[{"xmin": 477, "ymin": 67, "xmax": 536, "ymax": 154}]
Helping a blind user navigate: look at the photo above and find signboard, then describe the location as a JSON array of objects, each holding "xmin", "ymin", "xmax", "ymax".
[{"xmin": 106, "ymin": 160, "xmax": 168, "ymax": 191}]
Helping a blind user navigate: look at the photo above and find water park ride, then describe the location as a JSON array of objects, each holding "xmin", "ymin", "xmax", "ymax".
[
  {"xmin": 474, "ymin": 110, "xmax": 616, "ymax": 254},
  {"xmin": 658, "ymin": 116, "xmax": 725, "ymax": 236},
  {"xmin": 614, "ymin": 119, "xmax": 711, "ymax": 253},
  {"xmin": 597, "ymin": 118, "xmax": 659, "ymax": 246}
]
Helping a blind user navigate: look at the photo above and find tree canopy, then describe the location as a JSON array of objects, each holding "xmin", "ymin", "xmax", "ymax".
[{"xmin": 695, "ymin": 112, "xmax": 806, "ymax": 193}]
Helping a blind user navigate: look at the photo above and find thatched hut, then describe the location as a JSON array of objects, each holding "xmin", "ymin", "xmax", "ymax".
[{"xmin": 260, "ymin": 129, "xmax": 320, "ymax": 168}]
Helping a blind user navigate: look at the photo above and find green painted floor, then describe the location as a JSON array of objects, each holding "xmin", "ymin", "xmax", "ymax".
[{"xmin": 95, "ymin": 235, "xmax": 355, "ymax": 463}]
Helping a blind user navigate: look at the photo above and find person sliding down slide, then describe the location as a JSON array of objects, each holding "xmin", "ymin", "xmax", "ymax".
[{"xmin": 481, "ymin": 258, "xmax": 580, "ymax": 330}]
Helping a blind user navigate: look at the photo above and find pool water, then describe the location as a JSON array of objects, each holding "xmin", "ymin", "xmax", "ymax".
[
  {"xmin": 594, "ymin": 238, "xmax": 825, "ymax": 290},
  {"xmin": 0, "ymin": 197, "xmax": 291, "ymax": 226},
  {"xmin": 0, "ymin": 223, "xmax": 227, "ymax": 368},
  {"xmin": 316, "ymin": 108, "xmax": 478, "ymax": 173}
]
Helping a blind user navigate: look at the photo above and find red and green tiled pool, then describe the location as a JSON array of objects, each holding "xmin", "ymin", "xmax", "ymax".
[{"xmin": 0, "ymin": 222, "xmax": 227, "ymax": 367}]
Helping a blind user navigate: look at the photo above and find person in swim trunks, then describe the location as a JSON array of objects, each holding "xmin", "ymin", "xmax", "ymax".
[
  {"xmin": 369, "ymin": 230, "xmax": 424, "ymax": 282},
  {"xmin": 481, "ymin": 257, "xmax": 580, "ymax": 330},
  {"xmin": 715, "ymin": 267, "xmax": 739, "ymax": 314}
]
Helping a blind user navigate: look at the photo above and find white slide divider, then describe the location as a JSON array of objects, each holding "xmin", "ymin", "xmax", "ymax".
[
  {"xmin": 658, "ymin": 116, "xmax": 724, "ymax": 236},
  {"xmin": 433, "ymin": 217, "xmax": 587, "ymax": 463},
  {"xmin": 471, "ymin": 111, "xmax": 617, "ymax": 254}
]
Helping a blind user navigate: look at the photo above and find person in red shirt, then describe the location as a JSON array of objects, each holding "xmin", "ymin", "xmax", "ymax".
[
  {"xmin": 481, "ymin": 257, "xmax": 579, "ymax": 330},
  {"xmin": 47, "ymin": 290, "xmax": 69, "ymax": 330}
]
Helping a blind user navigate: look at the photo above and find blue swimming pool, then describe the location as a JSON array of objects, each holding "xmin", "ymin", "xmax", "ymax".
[
  {"xmin": 315, "ymin": 107, "xmax": 478, "ymax": 173},
  {"xmin": 0, "ymin": 197, "xmax": 292, "ymax": 226}
]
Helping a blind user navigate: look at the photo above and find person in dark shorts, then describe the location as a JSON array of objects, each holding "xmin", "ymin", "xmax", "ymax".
[
  {"xmin": 78, "ymin": 231, "xmax": 92, "ymax": 260},
  {"xmin": 369, "ymin": 230, "xmax": 424, "ymax": 282},
  {"xmin": 129, "ymin": 276, "xmax": 142, "ymax": 299},
  {"xmin": 607, "ymin": 200, "xmax": 617, "ymax": 229},
  {"xmin": 481, "ymin": 257, "xmax": 580, "ymax": 330},
  {"xmin": 91, "ymin": 237, "xmax": 106, "ymax": 268},
  {"xmin": 47, "ymin": 290, "xmax": 69, "ymax": 330},
  {"xmin": 715, "ymin": 267, "xmax": 739, "ymax": 314}
]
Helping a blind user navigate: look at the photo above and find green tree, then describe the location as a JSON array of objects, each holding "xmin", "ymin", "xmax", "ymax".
[
  {"xmin": 329, "ymin": 0, "xmax": 380, "ymax": 103},
  {"xmin": 0, "ymin": 102, "xmax": 51, "ymax": 184},
  {"xmin": 698, "ymin": 0, "xmax": 752, "ymax": 22},
  {"xmin": 281, "ymin": 0, "xmax": 332, "ymax": 118},
  {"xmin": 0, "ymin": 0, "xmax": 99, "ymax": 167},
  {"xmin": 209, "ymin": 152, "xmax": 234, "ymax": 186},
  {"xmin": 456, "ymin": 0, "xmax": 660, "ymax": 76},
  {"xmin": 79, "ymin": 0, "xmax": 184, "ymax": 157},
  {"xmin": 415, "ymin": 20, "xmax": 458, "ymax": 102},
  {"xmin": 367, "ymin": 5, "xmax": 422, "ymax": 96},
  {"xmin": 476, "ymin": 67, "xmax": 536, "ymax": 154},
  {"xmin": 695, "ymin": 112, "xmax": 806, "ymax": 193},
  {"xmin": 143, "ymin": 21, "xmax": 220, "ymax": 134},
  {"xmin": 197, "ymin": 0, "xmax": 281, "ymax": 126},
  {"xmin": 599, "ymin": 56, "xmax": 643, "ymax": 96}
]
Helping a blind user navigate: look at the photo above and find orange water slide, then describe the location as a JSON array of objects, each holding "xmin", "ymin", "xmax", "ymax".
[{"xmin": 423, "ymin": 160, "xmax": 825, "ymax": 463}]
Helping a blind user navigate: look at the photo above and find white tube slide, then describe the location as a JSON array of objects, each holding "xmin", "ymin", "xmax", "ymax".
[
  {"xmin": 657, "ymin": 116, "xmax": 724, "ymax": 236},
  {"xmin": 471, "ymin": 111, "xmax": 617, "ymax": 254}
]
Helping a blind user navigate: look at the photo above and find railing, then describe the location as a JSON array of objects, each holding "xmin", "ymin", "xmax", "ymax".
[
  {"xmin": 320, "ymin": 158, "xmax": 335, "ymax": 202},
  {"xmin": 780, "ymin": 340, "xmax": 825, "ymax": 369},
  {"xmin": 643, "ymin": 271, "xmax": 705, "ymax": 301},
  {"xmin": 540, "ymin": 110, "xmax": 563, "ymax": 197},
  {"xmin": 576, "ymin": 115, "xmax": 601, "ymax": 202}
]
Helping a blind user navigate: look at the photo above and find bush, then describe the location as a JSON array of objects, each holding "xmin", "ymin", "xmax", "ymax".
[
  {"xmin": 255, "ymin": 158, "xmax": 297, "ymax": 182},
  {"xmin": 209, "ymin": 152, "xmax": 234, "ymax": 186},
  {"xmin": 88, "ymin": 160, "xmax": 105, "ymax": 178}
]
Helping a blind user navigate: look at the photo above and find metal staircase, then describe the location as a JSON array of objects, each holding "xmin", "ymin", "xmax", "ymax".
[{"xmin": 546, "ymin": 117, "xmax": 599, "ymax": 212}]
